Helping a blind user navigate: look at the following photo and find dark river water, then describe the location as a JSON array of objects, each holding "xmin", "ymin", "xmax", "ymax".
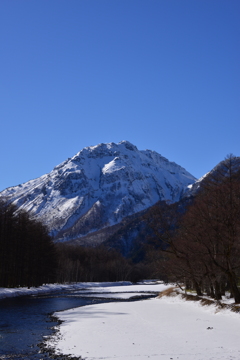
[{"xmin": 0, "ymin": 290, "xmax": 112, "ymax": 360}]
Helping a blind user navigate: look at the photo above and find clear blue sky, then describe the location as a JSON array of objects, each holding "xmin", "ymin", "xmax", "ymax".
[{"xmin": 1, "ymin": 0, "xmax": 239, "ymax": 191}]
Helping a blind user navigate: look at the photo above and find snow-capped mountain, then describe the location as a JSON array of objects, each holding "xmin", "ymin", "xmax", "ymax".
[
  {"xmin": 0, "ymin": 141, "xmax": 196, "ymax": 242},
  {"xmin": 183, "ymin": 155, "xmax": 240, "ymax": 198}
]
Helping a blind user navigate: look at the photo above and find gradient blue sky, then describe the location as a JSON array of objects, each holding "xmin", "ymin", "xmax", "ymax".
[{"xmin": 1, "ymin": 0, "xmax": 239, "ymax": 191}]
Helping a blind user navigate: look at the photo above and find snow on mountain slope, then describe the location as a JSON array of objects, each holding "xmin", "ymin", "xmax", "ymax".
[
  {"xmin": 183, "ymin": 156, "xmax": 240, "ymax": 199},
  {"xmin": 0, "ymin": 141, "xmax": 196, "ymax": 241}
]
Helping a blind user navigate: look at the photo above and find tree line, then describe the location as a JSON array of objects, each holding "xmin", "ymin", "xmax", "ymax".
[
  {"xmin": 146, "ymin": 155, "xmax": 240, "ymax": 303},
  {"xmin": 0, "ymin": 200, "xmax": 56, "ymax": 287},
  {"xmin": 0, "ymin": 199, "xmax": 149, "ymax": 287},
  {"xmin": 55, "ymin": 243, "xmax": 149, "ymax": 283}
]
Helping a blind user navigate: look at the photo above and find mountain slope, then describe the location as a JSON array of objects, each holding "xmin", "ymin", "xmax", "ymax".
[
  {"xmin": 183, "ymin": 155, "xmax": 240, "ymax": 198},
  {"xmin": 0, "ymin": 141, "xmax": 196, "ymax": 242}
]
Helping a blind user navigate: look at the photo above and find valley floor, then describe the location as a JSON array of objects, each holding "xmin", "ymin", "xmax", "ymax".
[{"xmin": 45, "ymin": 282, "xmax": 240, "ymax": 360}]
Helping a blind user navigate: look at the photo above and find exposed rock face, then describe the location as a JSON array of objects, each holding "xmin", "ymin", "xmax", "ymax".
[{"xmin": 0, "ymin": 141, "xmax": 196, "ymax": 242}]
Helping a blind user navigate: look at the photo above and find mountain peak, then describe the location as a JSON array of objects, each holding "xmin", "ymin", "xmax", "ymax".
[
  {"xmin": 0, "ymin": 141, "xmax": 196, "ymax": 242},
  {"xmin": 81, "ymin": 140, "xmax": 137, "ymax": 153},
  {"xmin": 118, "ymin": 140, "xmax": 138, "ymax": 151}
]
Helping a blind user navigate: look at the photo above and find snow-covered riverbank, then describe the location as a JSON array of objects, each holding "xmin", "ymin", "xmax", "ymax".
[
  {"xmin": 0, "ymin": 281, "xmax": 132, "ymax": 299},
  {"xmin": 2, "ymin": 282, "xmax": 240, "ymax": 359},
  {"xmin": 45, "ymin": 283, "xmax": 240, "ymax": 360}
]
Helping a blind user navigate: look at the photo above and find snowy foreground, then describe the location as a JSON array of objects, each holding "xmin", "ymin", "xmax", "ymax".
[
  {"xmin": 43, "ymin": 282, "xmax": 240, "ymax": 360},
  {"xmin": 1, "ymin": 282, "xmax": 239, "ymax": 359}
]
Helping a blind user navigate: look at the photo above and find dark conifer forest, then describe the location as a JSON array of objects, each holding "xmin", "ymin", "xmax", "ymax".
[
  {"xmin": 0, "ymin": 201, "xmax": 57, "ymax": 287},
  {"xmin": 0, "ymin": 200, "xmax": 148, "ymax": 286}
]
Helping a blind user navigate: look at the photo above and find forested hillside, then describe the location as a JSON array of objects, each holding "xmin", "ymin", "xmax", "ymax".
[{"xmin": 147, "ymin": 155, "xmax": 240, "ymax": 303}]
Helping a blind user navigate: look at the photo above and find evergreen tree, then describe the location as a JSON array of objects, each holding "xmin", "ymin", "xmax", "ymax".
[{"xmin": 0, "ymin": 200, "xmax": 57, "ymax": 287}]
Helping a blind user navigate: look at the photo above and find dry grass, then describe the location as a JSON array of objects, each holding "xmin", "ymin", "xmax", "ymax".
[
  {"xmin": 157, "ymin": 287, "xmax": 240, "ymax": 314},
  {"xmin": 229, "ymin": 304, "xmax": 240, "ymax": 313},
  {"xmin": 157, "ymin": 286, "xmax": 177, "ymax": 298},
  {"xmin": 199, "ymin": 298, "xmax": 216, "ymax": 306}
]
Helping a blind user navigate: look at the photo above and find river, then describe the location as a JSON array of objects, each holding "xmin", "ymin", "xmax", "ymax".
[{"xmin": 0, "ymin": 290, "xmax": 114, "ymax": 360}]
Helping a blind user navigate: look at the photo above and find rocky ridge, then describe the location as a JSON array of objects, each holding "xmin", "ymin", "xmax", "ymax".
[{"xmin": 0, "ymin": 141, "xmax": 196, "ymax": 243}]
